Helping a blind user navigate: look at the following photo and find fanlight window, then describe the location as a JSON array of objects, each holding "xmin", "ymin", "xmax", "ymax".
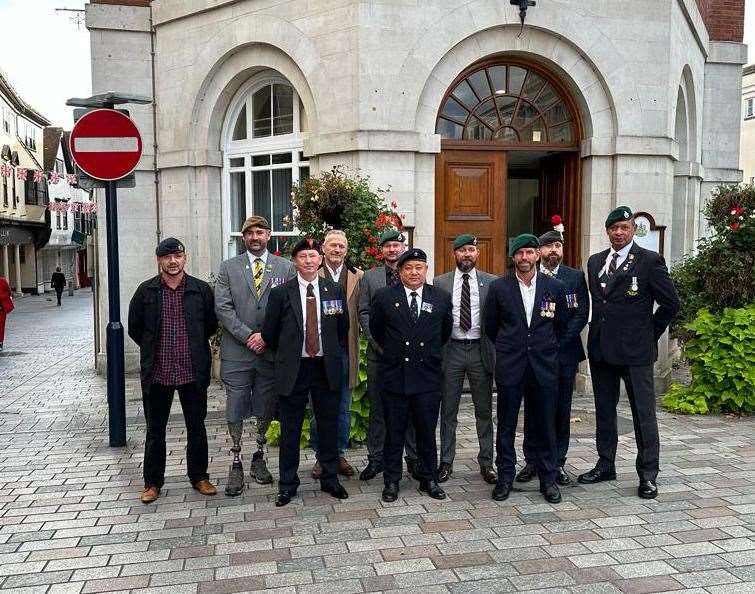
[{"xmin": 436, "ymin": 64, "xmax": 576, "ymax": 144}]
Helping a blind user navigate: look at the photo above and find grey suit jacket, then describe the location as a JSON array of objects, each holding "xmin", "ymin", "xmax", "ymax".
[
  {"xmin": 433, "ymin": 268, "xmax": 497, "ymax": 374},
  {"xmin": 214, "ymin": 252, "xmax": 295, "ymax": 362},
  {"xmin": 358, "ymin": 265, "xmax": 390, "ymax": 362}
]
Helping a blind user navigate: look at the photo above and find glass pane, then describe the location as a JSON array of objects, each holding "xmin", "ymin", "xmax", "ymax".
[
  {"xmin": 463, "ymin": 117, "xmax": 492, "ymax": 141},
  {"xmin": 489, "ymin": 66, "xmax": 507, "ymax": 94},
  {"xmin": 544, "ymin": 100, "xmax": 570, "ymax": 126},
  {"xmin": 252, "ymin": 85, "xmax": 272, "ymax": 138},
  {"xmin": 493, "ymin": 126, "xmax": 520, "ymax": 143},
  {"xmin": 235, "ymin": 236, "xmax": 245, "ymax": 255},
  {"xmin": 511, "ymin": 100, "xmax": 539, "ymax": 129},
  {"xmin": 252, "ymin": 170, "xmax": 271, "ymax": 223},
  {"xmin": 300, "ymin": 166, "xmax": 310, "ymax": 182},
  {"xmin": 272, "ymin": 168, "xmax": 293, "ymax": 232},
  {"xmin": 535, "ymin": 83, "xmax": 558, "ymax": 110},
  {"xmin": 230, "ymin": 172, "xmax": 246, "ymax": 233},
  {"xmin": 468, "ymin": 70, "xmax": 491, "ymax": 100},
  {"xmin": 549, "ymin": 122, "xmax": 574, "ymax": 143},
  {"xmin": 519, "ymin": 118, "xmax": 547, "ymax": 142},
  {"xmin": 232, "ymin": 105, "xmax": 247, "ymax": 140},
  {"xmin": 299, "ymin": 151, "xmax": 308, "ymax": 162},
  {"xmin": 436, "ymin": 118, "xmax": 463, "ymax": 139},
  {"xmin": 521, "ymin": 71, "xmax": 546, "ymax": 99},
  {"xmin": 229, "ymin": 157, "xmax": 244, "ymax": 168},
  {"xmin": 452, "ymin": 80, "xmax": 478, "ymax": 110},
  {"xmin": 441, "ymin": 97, "xmax": 468, "ymax": 121},
  {"xmin": 272, "ymin": 152, "xmax": 293, "ymax": 164},
  {"xmin": 508, "ymin": 66, "xmax": 527, "ymax": 96},
  {"xmin": 495, "ymin": 96, "xmax": 517, "ymax": 125},
  {"xmin": 272, "ymin": 83, "xmax": 294, "ymax": 135},
  {"xmin": 473, "ymin": 98, "xmax": 499, "ymax": 128},
  {"xmin": 252, "ymin": 154, "xmax": 270, "ymax": 167}
]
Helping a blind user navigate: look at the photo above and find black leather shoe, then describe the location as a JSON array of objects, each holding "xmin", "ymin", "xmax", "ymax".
[
  {"xmin": 322, "ymin": 482, "xmax": 349, "ymax": 500},
  {"xmin": 437, "ymin": 463, "xmax": 453, "ymax": 483},
  {"xmin": 556, "ymin": 467, "xmax": 572, "ymax": 486},
  {"xmin": 418, "ymin": 480, "xmax": 446, "ymax": 500},
  {"xmin": 638, "ymin": 480, "xmax": 658, "ymax": 499},
  {"xmin": 275, "ymin": 491, "xmax": 295, "ymax": 507},
  {"xmin": 382, "ymin": 482, "xmax": 399, "ymax": 502},
  {"xmin": 405, "ymin": 458, "xmax": 420, "ymax": 480},
  {"xmin": 577, "ymin": 467, "xmax": 616, "ymax": 484},
  {"xmin": 359, "ymin": 462, "xmax": 383, "ymax": 481},
  {"xmin": 492, "ymin": 481, "xmax": 511, "ymax": 501},
  {"xmin": 480, "ymin": 465, "xmax": 497, "ymax": 485},
  {"xmin": 541, "ymin": 483, "xmax": 562, "ymax": 504},
  {"xmin": 515, "ymin": 463, "xmax": 537, "ymax": 483}
]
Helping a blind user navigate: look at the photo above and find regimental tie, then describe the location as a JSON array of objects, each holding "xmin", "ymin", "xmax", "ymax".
[
  {"xmin": 410, "ymin": 291, "xmax": 419, "ymax": 324},
  {"xmin": 305, "ymin": 283, "xmax": 320, "ymax": 357},
  {"xmin": 459, "ymin": 273, "xmax": 472, "ymax": 332},
  {"xmin": 253, "ymin": 258, "xmax": 264, "ymax": 297},
  {"xmin": 607, "ymin": 253, "xmax": 620, "ymax": 277}
]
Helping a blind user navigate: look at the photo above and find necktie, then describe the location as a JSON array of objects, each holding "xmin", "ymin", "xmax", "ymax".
[
  {"xmin": 387, "ymin": 267, "xmax": 399, "ymax": 287},
  {"xmin": 410, "ymin": 291, "xmax": 419, "ymax": 323},
  {"xmin": 305, "ymin": 284, "xmax": 320, "ymax": 357},
  {"xmin": 253, "ymin": 258, "xmax": 263, "ymax": 297},
  {"xmin": 459, "ymin": 273, "xmax": 472, "ymax": 332},
  {"xmin": 607, "ymin": 253, "xmax": 619, "ymax": 277}
]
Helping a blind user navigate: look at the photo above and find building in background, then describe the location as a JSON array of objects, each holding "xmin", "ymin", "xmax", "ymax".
[{"xmin": 741, "ymin": 64, "xmax": 755, "ymax": 186}]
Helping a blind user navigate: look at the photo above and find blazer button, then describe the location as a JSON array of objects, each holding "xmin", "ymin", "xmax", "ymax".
[
  {"xmin": 420, "ymin": 342, "xmax": 424, "ymax": 346},
  {"xmin": 404, "ymin": 357, "xmax": 409, "ymax": 362},
  {"xmin": 405, "ymin": 341, "xmax": 409, "ymax": 346}
]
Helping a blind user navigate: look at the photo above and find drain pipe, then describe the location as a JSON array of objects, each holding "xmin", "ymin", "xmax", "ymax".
[{"xmin": 149, "ymin": 5, "xmax": 161, "ymax": 247}]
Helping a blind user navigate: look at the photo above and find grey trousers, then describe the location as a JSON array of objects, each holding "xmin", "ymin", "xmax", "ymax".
[
  {"xmin": 366, "ymin": 357, "xmax": 417, "ymax": 464},
  {"xmin": 440, "ymin": 340, "xmax": 494, "ymax": 467}
]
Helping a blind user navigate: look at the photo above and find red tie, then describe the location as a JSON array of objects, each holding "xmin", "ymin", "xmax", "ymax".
[{"xmin": 305, "ymin": 283, "xmax": 319, "ymax": 357}]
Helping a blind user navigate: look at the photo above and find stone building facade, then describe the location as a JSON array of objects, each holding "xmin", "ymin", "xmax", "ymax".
[
  {"xmin": 86, "ymin": 0, "xmax": 746, "ymax": 384},
  {"xmin": 741, "ymin": 64, "xmax": 755, "ymax": 185}
]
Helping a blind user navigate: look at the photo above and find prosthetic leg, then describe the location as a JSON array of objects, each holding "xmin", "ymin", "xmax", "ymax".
[
  {"xmin": 249, "ymin": 416, "xmax": 273, "ymax": 484},
  {"xmin": 225, "ymin": 421, "xmax": 245, "ymax": 496}
]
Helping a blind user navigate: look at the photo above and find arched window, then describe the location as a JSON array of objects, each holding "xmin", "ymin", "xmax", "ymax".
[
  {"xmin": 436, "ymin": 63, "xmax": 576, "ymax": 145},
  {"xmin": 222, "ymin": 71, "xmax": 309, "ymax": 257}
]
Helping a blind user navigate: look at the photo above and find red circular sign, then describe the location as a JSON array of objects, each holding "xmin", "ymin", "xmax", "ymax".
[{"xmin": 69, "ymin": 109, "xmax": 143, "ymax": 181}]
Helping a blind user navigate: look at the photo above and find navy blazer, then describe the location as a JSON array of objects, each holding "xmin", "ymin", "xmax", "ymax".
[
  {"xmin": 483, "ymin": 272, "xmax": 568, "ymax": 388},
  {"xmin": 551, "ymin": 264, "xmax": 588, "ymax": 370},
  {"xmin": 369, "ymin": 283, "xmax": 453, "ymax": 395}
]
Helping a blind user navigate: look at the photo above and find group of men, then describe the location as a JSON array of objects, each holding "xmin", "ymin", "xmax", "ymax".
[{"xmin": 128, "ymin": 205, "xmax": 679, "ymax": 507}]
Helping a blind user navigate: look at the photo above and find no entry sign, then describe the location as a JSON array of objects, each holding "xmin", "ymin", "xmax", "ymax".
[{"xmin": 69, "ymin": 109, "xmax": 143, "ymax": 181}]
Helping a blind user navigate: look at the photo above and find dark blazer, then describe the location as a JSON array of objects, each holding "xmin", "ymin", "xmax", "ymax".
[
  {"xmin": 127, "ymin": 274, "xmax": 218, "ymax": 394},
  {"xmin": 483, "ymin": 272, "xmax": 569, "ymax": 388},
  {"xmin": 369, "ymin": 283, "xmax": 453, "ymax": 395},
  {"xmin": 551, "ymin": 264, "xmax": 589, "ymax": 370},
  {"xmin": 261, "ymin": 276, "xmax": 349, "ymax": 396},
  {"xmin": 51, "ymin": 272, "xmax": 66, "ymax": 291},
  {"xmin": 587, "ymin": 242, "xmax": 679, "ymax": 367}
]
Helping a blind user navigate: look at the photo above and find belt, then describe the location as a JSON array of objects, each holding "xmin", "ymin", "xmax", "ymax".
[{"xmin": 451, "ymin": 338, "xmax": 480, "ymax": 344}]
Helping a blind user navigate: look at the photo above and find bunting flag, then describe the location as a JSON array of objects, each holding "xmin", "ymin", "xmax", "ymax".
[
  {"xmin": 0, "ymin": 165, "xmax": 77, "ymax": 186},
  {"xmin": 47, "ymin": 202, "xmax": 97, "ymax": 214}
]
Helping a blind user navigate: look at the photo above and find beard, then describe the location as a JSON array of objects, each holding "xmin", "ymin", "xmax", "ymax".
[
  {"xmin": 544, "ymin": 253, "xmax": 561, "ymax": 269},
  {"xmin": 456, "ymin": 258, "xmax": 475, "ymax": 273},
  {"xmin": 515, "ymin": 260, "xmax": 534, "ymax": 273}
]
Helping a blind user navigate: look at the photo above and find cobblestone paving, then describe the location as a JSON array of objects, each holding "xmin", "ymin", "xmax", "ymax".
[{"xmin": 0, "ymin": 292, "xmax": 753, "ymax": 593}]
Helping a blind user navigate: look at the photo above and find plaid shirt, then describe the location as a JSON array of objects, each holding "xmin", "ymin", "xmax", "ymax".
[{"xmin": 152, "ymin": 276, "xmax": 195, "ymax": 386}]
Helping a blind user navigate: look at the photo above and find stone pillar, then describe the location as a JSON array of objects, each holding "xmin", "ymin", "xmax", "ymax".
[
  {"xmin": 13, "ymin": 244, "xmax": 22, "ymax": 296},
  {"xmin": 1, "ymin": 244, "xmax": 8, "ymax": 280}
]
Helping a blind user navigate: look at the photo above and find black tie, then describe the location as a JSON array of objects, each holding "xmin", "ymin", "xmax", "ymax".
[
  {"xmin": 459, "ymin": 273, "xmax": 472, "ymax": 332},
  {"xmin": 608, "ymin": 253, "xmax": 619, "ymax": 277},
  {"xmin": 410, "ymin": 291, "xmax": 419, "ymax": 323}
]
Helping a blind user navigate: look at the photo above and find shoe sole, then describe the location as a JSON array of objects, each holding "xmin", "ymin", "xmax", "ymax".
[
  {"xmin": 638, "ymin": 491, "xmax": 658, "ymax": 499},
  {"xmin": 577, "ymin": 473, "xmax": 617, "ymax": 484},
  {"xmin": 492, "ymin": 492, "xmax": 510, "ymax": 501}
]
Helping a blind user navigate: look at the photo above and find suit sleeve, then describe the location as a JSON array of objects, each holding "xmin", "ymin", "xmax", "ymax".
[
  {"xmin": 369, "ymin": 292, "xmax": 386, "ymax": 350},
  {"xmin": 261, "ymin": 287, "xmax": 283, "ymax": 351},
  {"xmin": 441, "ymin": 291, "xmax": 453, "ymax": 344},
  {"xmin": 560, "ymin": 273, "xmax": 588, "ymax": 345},
  {"xmin": 649, "ymin": 254, "xmax": 680, "ymax": 339},
  {"xmin": 127, "ymin": 286, "xmax": 144, "ymax": 347},
  {"xmin": 483, "ymin": 285, "xmax": 499, "ymax": 342},
  {"xmin": 203, "ymin": 283, "xmax": 219, "ymax": 339},
  {"xmin": 214, "ymin": 260, "xmax": 253, "ymax": 344},
  {"xmin": 359, "ymin": 274, "xmax": 382, "ymax": 353},
  {"xmin": 338, "ymin": 285, "xmax": 349, "ymax": 348}
]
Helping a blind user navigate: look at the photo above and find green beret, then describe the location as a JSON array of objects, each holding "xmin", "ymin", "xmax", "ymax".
[
  {"xmin": 605, "ymin": 206, "xmax": 633, "ymax": 228},
  {"xmin": 379, "ymin": 229, "xmax": 405, "ymax": 245},
  {"xmin": 453, "ymin": 234, "xmax": 478, "ymax": 250},
  {"xmin": 509, "ymin": 233, "xmax": 539, "ymax": 258}
]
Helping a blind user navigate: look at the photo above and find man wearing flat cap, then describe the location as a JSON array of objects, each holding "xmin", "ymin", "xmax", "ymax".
[
  {"xmin": 358, "ymin": 229, "xmax": 419, "ymax": 481},
  {"xmin": 484, "ymin": 234, "xmax": 576, "ymax": 504},
  {"xmin": 259, "ymin": 237, "xmax": 350, "ymax": 506},
  {"xmin": 516, "ymin": 230, "xmax": 588, "ymax": 487},
  {"xmin": 433, "ymin": 234, "xmax": 498, "ymax": 485},
  {"xmin": 370, "ymin": 248, "xmax": 453, "ymax": 502},
  {"xmin": 215, "ymin": 215, "xmax": 295, "ymax": 496},
  {"xmin": 579, "ymin": 206, "xmax": 679, "ymax": 499},
  {"xmin": 128, "ymin": 238, "xmax": 219, "ymax": 504}
]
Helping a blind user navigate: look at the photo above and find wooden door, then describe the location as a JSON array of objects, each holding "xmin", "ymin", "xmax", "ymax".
[
  {"xmin": 537, "ymin": 152, "xmax": 581, "ymax": 267},
  {"xmin": 435, "ymin": 150, "xmax": 506, "ymax": 276}
]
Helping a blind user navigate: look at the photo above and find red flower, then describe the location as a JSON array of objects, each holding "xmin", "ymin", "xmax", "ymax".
[
  {"xmin": 732, "ymin": 206, "xmax": 745, "ymax": 216},
  {"xmin": 729, "ymin": 222, "xmax": 740, "ymax": 231},
  {"xmin": 551, "ymin": 214, "xmax": 562, "ymax": 225}
]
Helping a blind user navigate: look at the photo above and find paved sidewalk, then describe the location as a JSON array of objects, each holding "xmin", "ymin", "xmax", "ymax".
[{"xmin": 0, "ymin": 292, "xmax": 753, "ymax": 594}]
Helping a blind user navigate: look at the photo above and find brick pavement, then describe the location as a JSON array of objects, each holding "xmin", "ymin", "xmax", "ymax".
[{"xmin": 0, "ymin": 292, "xmax": 753, "ymax": 593}]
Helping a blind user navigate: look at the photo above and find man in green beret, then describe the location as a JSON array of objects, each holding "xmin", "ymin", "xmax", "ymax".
[{"xmin": 580, "ymin": 207, "xmax": 679, "ymax": 499}]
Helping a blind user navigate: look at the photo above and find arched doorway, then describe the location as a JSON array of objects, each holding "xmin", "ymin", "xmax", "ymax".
[{"xmin": 435, "ymin": 58, "xmax": 582, "ymax": 274}]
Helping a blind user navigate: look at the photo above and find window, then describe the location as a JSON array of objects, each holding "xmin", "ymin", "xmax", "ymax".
[
  {"xmin": 25, "ymin": 179, "xmax": 48, "ymax": 206},
  {"xmin": 1, "ymin": 106, "xmax": 10, "ymax": 134},
  {"xmin": 2, "ymin": 174, "xmax": 7, "ymax": 208},
  {"xmin": 746, "ymin": 98, "xmax": 755, "ymax": 120}
]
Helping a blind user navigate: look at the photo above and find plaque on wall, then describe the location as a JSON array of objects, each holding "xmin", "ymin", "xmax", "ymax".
[{"xmin": 632, "ymin": 212, "xmax": 666, "ymax": 254}]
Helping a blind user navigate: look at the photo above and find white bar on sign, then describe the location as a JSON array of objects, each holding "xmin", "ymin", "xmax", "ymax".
[{"xmin": 73, "ymin": 137, "xmax": 139, "ymax": 152}]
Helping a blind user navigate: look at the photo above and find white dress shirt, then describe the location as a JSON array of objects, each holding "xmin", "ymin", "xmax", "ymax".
[
  {"xmin": 403, "ymin": 284, "xmax": 424, "ymax": 315},
  {"xmin": 325, "ymin": 262, "xmax": 344, "ymax": 283},
  {"xmin": 298, "ymin": 273, "xmax": 323, "ymax": 357},
  {"xmin": 247, "ymin": 249, "xmax": 269, "ymax": 268},
  {"xmin": 451, "ymin": 268, "xmax": 481, "ymax": 339},
  {"xmin": 516, "ymin": 272, "xmax": 537, "ymax": 327},
  {"xmin": 600, "ymin": 241, "xmax": 634, "ymax": 277}
]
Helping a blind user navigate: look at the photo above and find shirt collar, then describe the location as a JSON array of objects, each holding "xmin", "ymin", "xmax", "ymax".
[
  {"xmin": 515, "ymin": 271, "xmax": 537, "ymax": 289},
  {"xmin": 403, "ymin": 284, "xmax": 423, "ymax": 299},
  {"xmin": 297, "ymin": 273, "xmax": 319, "ymax": 290},
  {"xmin": 248, "ymin": 250, "xmax": 269, "ymax": 266},
  {"xmin": 540, "ymin": 263, "xmax": 559, "ymax": 277},
  {"xmin": 160, "ymin": 274, "xmax": 186, "ymax": 290},
  {"xmin": 454, "ymin": 267, "xmax": 477, "ymax": 281},
  {"xmin": 325, "ymin": 261, "xmax": 343, "ymax": 277},
  {"xmin": 609, "ymin": 241, "xmax": 633, "ymax": 259}
]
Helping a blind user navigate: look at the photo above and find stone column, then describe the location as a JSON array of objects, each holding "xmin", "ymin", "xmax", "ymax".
[
  {"xmin": 13, "ymin": 244, "xmax": 22, "ymax": 296},
  {"xmin": 1, "ymin": 244, "xmax": 8, "ymax": 280}
]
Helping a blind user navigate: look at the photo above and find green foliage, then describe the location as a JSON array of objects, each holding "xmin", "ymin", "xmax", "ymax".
[{"xmin": 663, "ymin": 306, "xmax": 755, "ymax": 415}]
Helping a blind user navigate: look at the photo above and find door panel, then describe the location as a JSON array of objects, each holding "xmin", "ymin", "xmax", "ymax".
[{"xmin": 538, "ymin": 152, "xmax": 581, "ymax": 267}]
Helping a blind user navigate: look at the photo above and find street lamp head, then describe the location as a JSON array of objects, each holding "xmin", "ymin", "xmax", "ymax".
[{"xmin": 66, "ymin": 93, "xmax": 152, "ymax": 108}]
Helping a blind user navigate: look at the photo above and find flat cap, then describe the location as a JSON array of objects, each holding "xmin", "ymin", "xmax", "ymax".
[
  {"xmin": 291, "ymin": 236, "xmax": 322, "ymax": 257},
  {"xmin": 241, "ymin": 215, "xmax": 271, "ymax": 233},
  {"xmin": 397, "ymin": 248, "xmax": 427, "ymax": 267},
  {"xmin": 605, "ymin": 206, "xmax": 633, "ymax": 228},
  {"xmin": 538, "ymin": 230, "xmax": 563, "ymax": 247},
  {"xmin": 509, "ymin": 233, "xmax": 539, "ymax": 258},
  {"xmin": 379, "ymin": 228, "xmax": 405, "ymax": 245},
  {"xmin": 155, "ymin": 237, "xmax": 185, "ymax": 257},
  {"xmin": 453, "ymin": 233, "xmax": 478, "ymax": 250}
]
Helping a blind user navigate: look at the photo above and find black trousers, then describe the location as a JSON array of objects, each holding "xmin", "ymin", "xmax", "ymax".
[
  {"xmin": 278, "ymin": 358, "xmax": 339, "ymax": 493},
  {"xmin": 143, "ymin": 382, "xmax": 209, "ymax": 488},
  {"xmin": 523, "ymin": 364, "xmax": 577, "ymax": 468},
  {"xmin": 55, "ymin": 288, "xmax": 63, "ymax": 306},
  {"xmin": 495, "ymin": 364, "xmax": 558, "ymax": 488},
  {"xmin": 382, "ymin": 389, "xmax": 440, "ymax": 485},
  {"xmin": 590, "ymin": 360, "xmax": 659, "ymax": 481}
]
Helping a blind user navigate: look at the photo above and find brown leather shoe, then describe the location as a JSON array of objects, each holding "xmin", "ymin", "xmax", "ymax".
[
  {"xmin": 193, "ymin": 479, "xmax": 217, "ymax": 496},
  {"xmin": 480, "ymin": 465, "xmax": 497, "ymax": 485},
  {"xmin": 140, "ymin": 486, "xmax": 160, "ymax": 504},
  {"xmin": 311, "ymin": 461, "xmax": 323, "ymax": 479},
  {"xmin": 338, "ymin": 457, "xmax": 355, "ymax": 477}
]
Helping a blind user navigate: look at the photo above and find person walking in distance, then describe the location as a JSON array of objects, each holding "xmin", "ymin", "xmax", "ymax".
[
  {"xmin": 0, "ymin": 275, "xmax": 14, "ymax": 352},
  {"xmin": 51, "ymin": 267, "xmax": 66, "ymax": 306}
]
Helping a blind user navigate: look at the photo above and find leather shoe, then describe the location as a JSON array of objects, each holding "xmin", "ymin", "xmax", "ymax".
[
  {"xmin": 638, "ymin": 480, "xmax": 658, "ymax": 499},
  {"xmin": 437, "ymin": 462, "xmax": 453, "ymax": 483},
  {"xmin": 541, "ymin": 483, "xmax": 562, "ymax": 504},
  {"xmin": 382, "ymin": 482, "xmax": 399, "ymax": 502},
  {"xmin": 515, "ymin": 463, "xmax": 537, "ymax": 483},
  {"xmin": 338, "ymin": 457, "xmax": 355, "ymax": 477},
  {"xmin": 577, "ymin": 467, "xmax": 616, "ymax": 484},
  {"xmin": 192, "ymin": 479, "xmax": 217, "ymax": 496},
  {"xmin": 140, "ymin": 486, "xmax": 160, "ymax": 504},
  {"xmin": 311, "ymin": 461, "xmax": 322, "ymax": 480},
  {"xmin": 359, "ymin": 461, "xmax": 383, "ymax": 481},
  {"xmin": 275, "ymin": 490, "xmax": 295, "ymax": 507},
  {"xmin": 556, "ymin": 467, "xmax": 572, "ymax": 487},
  {"xmin": 322, "ymin": 482, "xmax": 349, "ymax": 500},
  {"xmin": 492, "ymin": 482, "xmax": 511, "ymax": 501},
  {"xmin": 405, "ymin": 458, "xmax": 420, "ymax": 480},
  {"xmin": 418, "ymin": 480, "xmax": 446, "ymax": 500},
  {"xmin": 480, "ymin": 465, "xmax": 497, "ymax": 485}
]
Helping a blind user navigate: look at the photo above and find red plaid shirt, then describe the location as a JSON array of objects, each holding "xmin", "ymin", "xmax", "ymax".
[{"xmin": 152, "ymin": 276, "xmax": 195, "ymax": 386}]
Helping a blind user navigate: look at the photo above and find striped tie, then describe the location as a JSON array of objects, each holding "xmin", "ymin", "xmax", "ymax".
[
  {"xmin": 253, "ymin": 258, "xmax": 263, "ymax": 297},
  {"xmin": 459, "ymin": 273, "xmax": 472, "ymax": 332}
]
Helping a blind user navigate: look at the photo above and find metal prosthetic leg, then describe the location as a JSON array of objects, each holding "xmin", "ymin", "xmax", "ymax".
[
  {"xmin": 225, "ymin": 421, "xmax": 245, "ymax": 496},
  {"xmin": 249, "ymin": 416, "xmax": 273, "ymax": 484}
]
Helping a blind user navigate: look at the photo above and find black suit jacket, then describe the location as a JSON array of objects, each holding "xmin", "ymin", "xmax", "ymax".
[
  {"xmin": 587, "ymin": 242, "xmax": 680, "ymax": 367},
  {"xmin": 261, "ymin": 276, "xmax": 349, "ymax": 396},
  {"xmin": 552, "ymin": 264, "xmax": 589, "ymax": 369},
  {"xmin": 483, "ymin": 272, "xmax": 570, "ymax": 388},
  {"xmin": 369, "ymin": 283, "xmax": 453, "ymax": 395}
]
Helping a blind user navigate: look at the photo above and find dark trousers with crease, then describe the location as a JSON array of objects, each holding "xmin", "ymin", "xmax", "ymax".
[
  {"xmin": 143, "ymin": 382, "xmax": 209, "ymax": 489},
  {"xmin": 278, "ymin": 357, "xmax": 339, "ymax": 493}
]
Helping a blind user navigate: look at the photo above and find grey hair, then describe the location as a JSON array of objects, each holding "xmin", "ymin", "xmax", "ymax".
[{"xmin": 323, "ymin": 229, "xmax": 348, "ymax": 245}]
